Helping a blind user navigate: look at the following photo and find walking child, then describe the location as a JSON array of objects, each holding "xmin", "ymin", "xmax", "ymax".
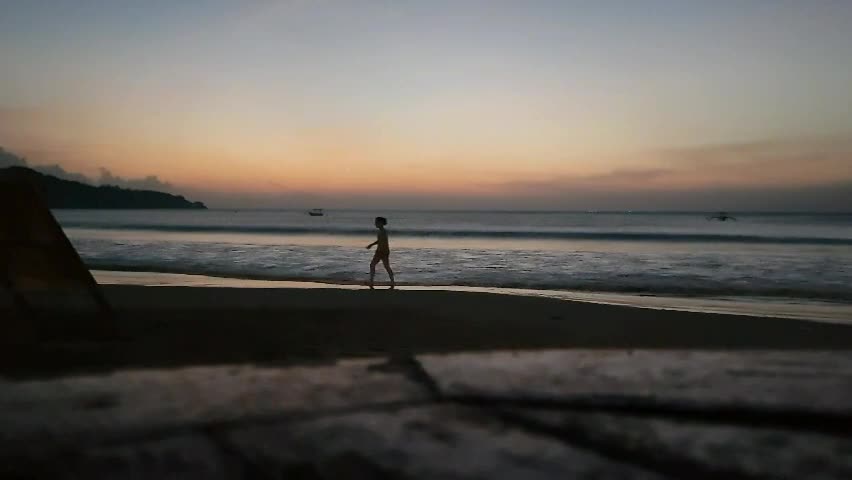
[{"xmin": 366, "ymin": 216, "xmax": 395, "ymax": 289}]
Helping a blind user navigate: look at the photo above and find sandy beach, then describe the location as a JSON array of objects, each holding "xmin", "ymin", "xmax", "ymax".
[{"xmin": 9, "ymin": 282, "xmax": 852, "ymax": 379}]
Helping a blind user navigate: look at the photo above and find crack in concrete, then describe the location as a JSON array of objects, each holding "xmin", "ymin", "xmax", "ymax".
[
  {"xmin": 445, "ymin": 394, "xmax": 852, "ymax": 436},
  {"xmin": 491, "ymin": 408, "xmax": 759, "ymax": 480},
  {"xmin": 368, "ymin": 356, "xmax": 444, "ymax": 400}
]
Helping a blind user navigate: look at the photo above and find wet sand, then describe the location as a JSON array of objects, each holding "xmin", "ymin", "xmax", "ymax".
[{"xmin": 8, "ymin": 284, "xmax": 852, "ymax": 378}]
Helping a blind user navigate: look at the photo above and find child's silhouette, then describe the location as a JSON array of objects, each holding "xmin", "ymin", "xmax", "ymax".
[{"xmin": 366, "ymin": 216, "xmax": 395, "ymax": 289}]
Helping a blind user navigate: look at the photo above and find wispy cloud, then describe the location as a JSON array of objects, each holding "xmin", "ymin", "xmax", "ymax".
[
  {"xmin": 498, "ymin": 135, "xmax": 852, "ymax": 194},
  {"xmin": 4, "ymin": 135, "xmax": 851, "ymax": 211},
  {"xmin": 97, "ymin": 168, "xmax": 174, "ymax": 192},
  {"xmin": 658, "ymin": 136, "xmax": 852, "ymax": 177},
  {"xmin": 467, "ymin": 135, "xmax": 852, "ymax": 211}
]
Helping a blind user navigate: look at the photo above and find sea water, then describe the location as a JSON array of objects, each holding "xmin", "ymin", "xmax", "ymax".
[{"xmin": 56, "ymin": 210, "xmax": 852, "ymax": 305}]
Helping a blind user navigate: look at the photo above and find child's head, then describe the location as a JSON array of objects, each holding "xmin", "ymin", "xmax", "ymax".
[{"xmin": 374, "ymin": 216, "xmax": 388, "ymax": 228}]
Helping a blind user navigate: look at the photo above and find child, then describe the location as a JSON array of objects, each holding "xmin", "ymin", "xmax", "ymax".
[{"xmin": 366, "ymin": 216, "xmax": 395, "ymax": 289}]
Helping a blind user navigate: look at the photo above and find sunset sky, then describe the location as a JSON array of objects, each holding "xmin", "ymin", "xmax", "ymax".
[{"xmin": 1, "ymin": 1, "xmax": 851, "ymax": 209}]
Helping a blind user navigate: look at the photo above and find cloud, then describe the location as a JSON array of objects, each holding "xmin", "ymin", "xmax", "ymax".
[
  {"xmin": 501, "ymin": 167, "xmax": 679, "ymax": 194},
  {"xmin": 33, "ymin": 163, "xmax": 93, "ymax": 184},
  {"xmin": 661, "ymin": 136, "xmax": 852, "ymax": 164},
  {"xmin": 655, "ymin": 136, "xmax": 852, "ymax": 186},
  {"xmin": 582, "ymin": 167, "xmax": 674, "ymax": 183},
  {"xmin": 97, "ymin": 168, "xmax": 174, "ymax": 192},
  {"xmin": 467, "ymin": 135, "xmax": 852, "ymax": 211},
  {"xmin": 0, "ymin": 147, "xmax": 28, "ymax": 168}
]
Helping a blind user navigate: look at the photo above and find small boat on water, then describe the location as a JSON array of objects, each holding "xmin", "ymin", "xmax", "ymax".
[
  {"xmin": 308, "ymin": 208, "xmax": 325, "ymax": 217},
  {"xmin": 708, "ymin": 211, "xmax": 736, "ymax": 221}
]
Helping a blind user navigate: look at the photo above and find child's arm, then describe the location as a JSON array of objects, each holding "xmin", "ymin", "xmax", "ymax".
[{"xmin": 366, "ymin": 235, "xmax": 378, "ymax": 249}]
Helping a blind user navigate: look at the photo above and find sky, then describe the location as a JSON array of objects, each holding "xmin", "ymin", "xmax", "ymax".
[{"xmin": 1, "ymin": 0, "xmax": 851, "ymax": 210}]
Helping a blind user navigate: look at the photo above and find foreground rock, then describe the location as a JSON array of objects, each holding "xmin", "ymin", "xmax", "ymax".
[{"xmin": 2, "ymin": 350, "xmax": 851, "ymax": 479}]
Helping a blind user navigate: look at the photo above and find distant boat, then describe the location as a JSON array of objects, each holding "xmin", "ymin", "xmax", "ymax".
[
  {"xmin": 707, "ymin": 211, "xmax": 737, "ymax": 221},
  {"xmin": 307, "ymin": 208, "xmax": 325, "ymax": 217}
]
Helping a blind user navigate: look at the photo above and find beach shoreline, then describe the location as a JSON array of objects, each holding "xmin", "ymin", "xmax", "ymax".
[
  {"xmin": 94, "ymin": 270, "xmax": 852, "ymax": 325},
  {"xmin": 5, "ymin": 270, "xmax": 852, "ymax": 380}
]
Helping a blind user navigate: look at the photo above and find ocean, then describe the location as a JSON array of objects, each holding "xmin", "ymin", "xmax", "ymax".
[{"xmin": 56, "ymin": 209, "xmax": 852, "ymax": 308}]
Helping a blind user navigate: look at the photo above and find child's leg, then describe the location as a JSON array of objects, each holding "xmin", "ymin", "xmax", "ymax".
[
  {"xmin": 369, "ymin": 255, "xmax": 380, "ymax": 288},
  {"xmin": 381, "ymin": 256, "xmax": 395, "ymax": 288}
]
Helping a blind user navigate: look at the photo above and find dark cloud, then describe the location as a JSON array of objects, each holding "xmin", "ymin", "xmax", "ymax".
[
  {"xmin": 0, "ymin": 147, "xmax": 27, "ymax": 168},
  {"xmin": 33, "ymin": 163, "xmax": 92, "ymax": 184},
  {"xmin": 97, "ymin": 168, "xmax": 174, "ymax": 192}
]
